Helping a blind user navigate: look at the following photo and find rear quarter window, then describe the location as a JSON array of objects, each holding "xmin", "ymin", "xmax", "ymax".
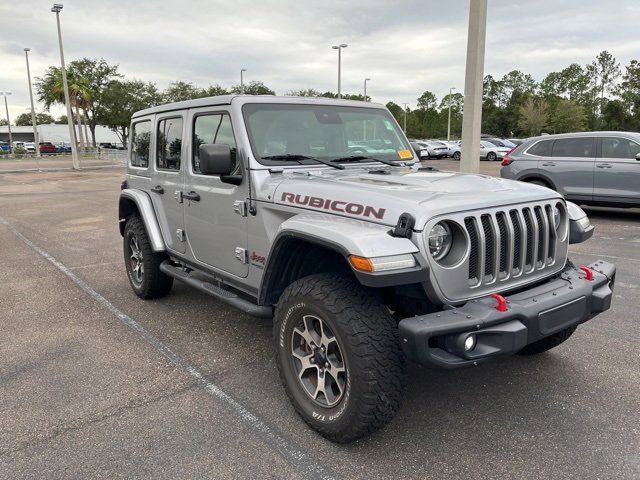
[
  {"xmin": 552, "ymin": 137, "xmax": 594, "ymax": 158},
  {"xmin": 130, "ymin": 120, "xmax": 151, "ymax": 168},
  {"xmin": 525, "ymin": 139, "xmax": 553, "ymax": 157}
]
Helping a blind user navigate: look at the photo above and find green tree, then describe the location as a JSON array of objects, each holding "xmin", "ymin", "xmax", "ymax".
[
  {"xmin": 518, "ymin": 97, "xmax": 548, "ymax": 136},
  {"xmin": 617, "ymin": 59, "xmax": 640, "ymax": 120},
  {"xmin": 15, "ymin": 112, "xmax": 55, "ymax": 126},
  {"xmin": 287, "ymin": 88, "xmax": 322, "ymax": 97},
  {"xmin": 417, "ymin": 91, "xmax": 437, "ymax": 110},
  {"xmin": 230, "ymin": 80, "xmax": 275, "ymax": 95},
  {"xmin": 55, "ymin": 114, "xmax": 67, "ymax": 124},
  {"xmin": 548, "ymin": 99, "xmax": 587, "ymax": 133},
  {"xmin": 97, "ymin": 80, "xmax": 161, "ymax": 147},
  {"xmin": 0, "ymin": 118, "xmax": 7, "ymax": 126},
  {"xmin": 162, "ymin": 81, "xmax": 205, "ymax": 103}
]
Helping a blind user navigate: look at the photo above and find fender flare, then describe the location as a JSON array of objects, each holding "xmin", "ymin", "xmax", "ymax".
[
  {"xmin": 119, "ymin": 189, "xmax": 165, "ymax": 252},
  {"xmin": 519, "ymin": 173, "xmax": 557, "ymax": 191},
  {"xmin": 258, "ymin": 213, "xmax": 422, "ymax": 304}
]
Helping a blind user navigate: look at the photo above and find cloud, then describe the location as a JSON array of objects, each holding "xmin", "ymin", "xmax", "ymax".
[{"xmin": 0, "ymin": 0, "xmax": 638, "ymax": 120}]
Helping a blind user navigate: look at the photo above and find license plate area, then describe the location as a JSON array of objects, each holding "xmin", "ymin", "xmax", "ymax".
[{"xmin": 537, "ymin": 296, "xmax": 587, "ymax": 335}]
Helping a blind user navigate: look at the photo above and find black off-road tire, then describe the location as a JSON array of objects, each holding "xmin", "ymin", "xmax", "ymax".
[
  {"xmin": 517, "ymin": 326, "xmax": 577, "ymax": 355},
  {"xmin": 274, "ymin": 273, "xmax": 405, "ymax": 443},
  {"xmin": 123, "ymin": 216, "xmax": 173, "ymax": 299}
]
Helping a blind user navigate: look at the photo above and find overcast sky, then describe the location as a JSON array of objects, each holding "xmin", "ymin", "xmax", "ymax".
[{"xmin": 1, "ymin": 0, "xmax": 639, "ymax": 120}]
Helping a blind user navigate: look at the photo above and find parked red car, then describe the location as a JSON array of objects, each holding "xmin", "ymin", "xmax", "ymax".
[{"xmin": 39, "ymin": 142, "xmax": 57, "ymax": 154}]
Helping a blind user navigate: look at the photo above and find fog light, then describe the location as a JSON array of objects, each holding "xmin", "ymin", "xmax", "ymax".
[{"xmin": 464, "ymin": 334, "xmax": 476, "ymax": 352}]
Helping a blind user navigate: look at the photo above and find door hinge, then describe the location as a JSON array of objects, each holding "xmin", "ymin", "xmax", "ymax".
[
  {"xmin": 233, "ymin": 200, "xmax": 247, "ymax": 217},
  {"xmin": 234, "ymin": 247, "xmax": 248, "ymax": 264},
  {"xmin": 174, "ymin": 190, "xmax": 183, "ymax": 204},
  {"xmin": 176, "ymin": 228, "xmax": 186, "ymax": 242}
]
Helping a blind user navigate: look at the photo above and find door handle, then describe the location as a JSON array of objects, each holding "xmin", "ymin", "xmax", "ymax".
[
  {"xmin": 150, "ymin": 185, "xmax": 164, "ymax": 194},
  {"xmin": 596, "ymin": 163, "xmax": 612, "ymax": 169},
  {"xmin": 183, "ymin": 191, "xmax": 201, "ymax": 202},
  {"xmin": 541, "ymin": 162, "xmax": 556, "ymax": 167}
]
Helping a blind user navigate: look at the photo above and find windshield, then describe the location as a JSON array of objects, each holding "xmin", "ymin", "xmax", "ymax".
[{"xmin": 242, "ymin": 103, "xmax": 414, "ymax": 166}]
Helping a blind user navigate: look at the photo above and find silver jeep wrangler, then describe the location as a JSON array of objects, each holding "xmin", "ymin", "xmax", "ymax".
[{"xmin": 119, "ymin": 95, "xmax": 616, "ymax": 442}]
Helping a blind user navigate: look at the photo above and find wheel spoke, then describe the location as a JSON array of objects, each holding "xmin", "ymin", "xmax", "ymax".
[{"xmin": 293, "ymin": 326, "xmax": 314, "ymax": 347}]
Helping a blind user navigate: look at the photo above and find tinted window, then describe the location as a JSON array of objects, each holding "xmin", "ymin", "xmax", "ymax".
[
  {"xmin": 527, "ymin": 139, "xmax": 553, "ymax": 157},
  {"xmin": 192, "ymin": 113, "xmax": 238, "ymax": 174},
  {"xmin": 156, "ymin": 117, "xmax": 183, "ymax": 170},
  {"xmin": 552, "ymin": 138, "xmax": 594, "ymax": 158},
  {"xmin": 601, "ymin": 137, "xmax": 640, "ymax": 159},
  {"xmin": 130, "ymin": 120, "xmax": 151, "ymax": 168}
]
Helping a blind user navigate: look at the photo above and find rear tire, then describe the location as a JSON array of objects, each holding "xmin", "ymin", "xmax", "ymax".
[
  {"xmin": 123, "ymin": 216, "xmax": 173, "ymax": 299},
  {"xmin": 453, "ymin": 151, "xmax": 461, "ymax": 161},
  {"xmin": 487, "ymin": 151, "xmax": 497, "ymax": 161},
  {"xmin": 517, "ymin": 326, "xmax": 577, "ymax": 355},
  {"xmin": 274, "ymin": 273, "xmax": 405, "ymax": 443}
]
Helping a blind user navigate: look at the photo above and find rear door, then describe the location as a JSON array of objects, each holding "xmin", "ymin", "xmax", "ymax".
[
  {"xmin": 594, "ymin": 136, "xmax": 640, "ymax": 204},
  {"xmin": 150, "ymin": 114, "xmax": 186, "ymax": 254},
  {"xmin": 546, "ymin": 137, "xmax": 595, "ymax": 202}
]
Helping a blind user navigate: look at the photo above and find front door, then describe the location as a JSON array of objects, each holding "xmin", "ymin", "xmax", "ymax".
[
  {"xmin": 183, "ymin": 109, "xmax": 249, "ymax": 278},
  {"xmin": 594, "ymin": 136, "xmax": 640, "ymax": 204},
  {"xmin": 150, "ymin": 114, "xmax": 186, "ymax": 254}
]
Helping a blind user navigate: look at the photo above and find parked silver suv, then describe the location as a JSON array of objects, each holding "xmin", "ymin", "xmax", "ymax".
[
  {"xmin": 500, "ymin": 132, "xmax": 640, "ymax": 207},
  {"xmin": 118, "ymin": 96, "xmax": 615, "ymax": 442}
]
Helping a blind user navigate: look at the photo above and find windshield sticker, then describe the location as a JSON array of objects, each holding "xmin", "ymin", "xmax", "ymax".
[{"xmin": 398, "ymin": 149, "xmax": 413, "ymax": 159}]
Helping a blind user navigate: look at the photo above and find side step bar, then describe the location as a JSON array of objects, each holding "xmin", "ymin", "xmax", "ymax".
[{"xmin": 160, "ymin": 261, "xmax": 273, "ymax": 318}]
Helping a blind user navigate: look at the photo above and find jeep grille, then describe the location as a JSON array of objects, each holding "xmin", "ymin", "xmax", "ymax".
[{"xmin": 425, "ymin": 200, "xmax": 569, "ymax": 304}]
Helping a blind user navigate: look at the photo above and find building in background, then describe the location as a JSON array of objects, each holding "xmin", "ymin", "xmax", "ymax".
[{"xmin": 0, "ymin": 124, "xmax": 122, "ymax": 146}]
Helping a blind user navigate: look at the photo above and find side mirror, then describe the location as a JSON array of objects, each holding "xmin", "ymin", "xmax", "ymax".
[
  {"xmin": 199, "ymin": 144, "xmax": 233, "ymax": 175},
  {"xmin": 636, "ymin": 153, "xmax": 640, "ymax": 161}
]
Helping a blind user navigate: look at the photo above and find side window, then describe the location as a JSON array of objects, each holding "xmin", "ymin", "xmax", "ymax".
[
  {"xmin": 526, "ymin": 139, "xmax": 552, "ymax": 157},
  {"xmin": 192, "ymin": 113, "xmax": 238, "ymax": 174},
  {"xmin": 130, "ymin": 120, "xmax": 151, "ymax": 168},
  {"xmin": 552, "ymin": 138, "xmax": 594, "ymax": 158},
  {"xmin": 156, "ymin": 117, "xmax": 183, "ymax": 171},
  {"xmin": 601, "ymin": 137, "xmax": 640, "ymax": 159}
]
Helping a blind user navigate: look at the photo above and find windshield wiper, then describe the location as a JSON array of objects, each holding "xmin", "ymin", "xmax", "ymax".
[
  {"xmin": 332, "ymin": 155, "xmax": 406, "ymax": 167},
  {"xmin": 261, "ymin": 154, "xmax": 344, "ymax": 170}
]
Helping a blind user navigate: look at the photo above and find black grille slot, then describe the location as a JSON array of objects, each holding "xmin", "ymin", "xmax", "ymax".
[
  {"xmin": 481, "ymin": 215, "xmax": 494, "ymax": 278},
  {"xmin": 523, "ymin": 208, "xmax": 534, "ymax": 268},
  {"xmin": 545, "ymin": 205, "xmax": 556, "ymax": 260},
  {"xmin": 465, "ymin": 217, "xmax": 478, "ymax": 280},
  {"xmin": 510, "ymin": 210, "xmax": 522, "ymax": 272},
  {"xmin": 534, "ymin": 206, "xmax": 545, "ymax": 264},
  {"xmin": 496, "ymin": 212, "xmax": 508, "ymax": 275}
]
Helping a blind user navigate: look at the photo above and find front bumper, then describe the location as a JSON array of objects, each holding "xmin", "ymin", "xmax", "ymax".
[{"xmin": 399, "ymin": 261, "xmax": 615, "ymax": 368}]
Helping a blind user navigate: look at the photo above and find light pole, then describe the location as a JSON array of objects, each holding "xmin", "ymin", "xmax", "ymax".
[
  {"xmin": 447, "ymin": 86, "xmax": 456, "ymax": 141},
  {"xmin": 0, "ymin": 92, "xmax": 13, "ymax": 153},
  {"xmin": 51, "ymin": 3, "xmax": 80, "ymax": 170},
  {"xmin": 240, "ymin": 68, "xmax": 246, "ymax": 94},
  {"xmin": 24, "ymin": 48, "xmax": 40, "ymax": 157},
  {"xmin": 402, "ymin": 103, "xmax": 408, "ymax": 133},
  {"xmin": 363, "ymin": 78, "xmax": 370, "ymax": 102},
  {"xmin": 460, "ymin": 0, "xmax": 487, "ymax": 174},
  {"xmin": 331, "ymin": 44, "xmax": 348, "ymax": 99}
]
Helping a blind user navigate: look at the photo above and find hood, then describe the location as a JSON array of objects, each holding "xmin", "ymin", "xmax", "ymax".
[{"xmin": 269, "ymin": 167, "xmax": 562, "ymax": 229}]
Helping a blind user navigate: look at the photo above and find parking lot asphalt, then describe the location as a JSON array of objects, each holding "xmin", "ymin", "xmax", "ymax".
[{"xmin": 0, "ymin": 165, "xmax": 638, "ymax": 479}]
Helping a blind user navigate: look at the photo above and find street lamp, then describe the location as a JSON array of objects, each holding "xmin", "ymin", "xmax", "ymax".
[
  {"xmin": 0, "ymin": 91, "xmax": 13, "ymax": 153},
  {"xmin": 331, "ymin": 44, "xmax": 348, "ymax": 99},
  {"xmin": 363, "ymin": 78, "xmax": 370, "ymax": 102},
  {"xmin": 402, "ymin": 103, "xmax": 408, "ymax": 133},
  {"xmin": 240, "ymin": 68, "xmax": 247, "ymax": 94},
  {"xmin": 24, "ymin": 48, "xmax": 41, "ymax": 157},
  {"xmin": 51, "ymin": 3, "xmax": 80, "ymax": 170},
  {"xmin": 447, "ymin": 86, "xmax": 456, "ymax": 141}
]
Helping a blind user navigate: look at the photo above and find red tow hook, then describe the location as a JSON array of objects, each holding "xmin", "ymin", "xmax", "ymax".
[
  {"xmin": 580, "ymin": 265, "xmax": 594, "ymax": 281},
  {"xmin": 491, "ymin": 293, "xmax": 508, "ymax": 312}
]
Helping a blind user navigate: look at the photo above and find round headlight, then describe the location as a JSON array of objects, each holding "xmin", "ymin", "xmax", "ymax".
[
  {"xmin": 428, "ymin": 222, "xmax": 452, "ymax": 261},
  {"xmin": 552, "ymin": 205, "xmax": 561, "ymax": 230}
]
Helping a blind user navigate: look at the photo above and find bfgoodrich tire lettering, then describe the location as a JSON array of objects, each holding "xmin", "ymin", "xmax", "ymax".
[{"xmin": 274, "ymin": 273, "xmax": 405, "ymax": 443}]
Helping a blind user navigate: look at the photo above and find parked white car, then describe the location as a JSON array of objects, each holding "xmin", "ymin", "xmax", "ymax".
[{"xmin": 480, "ymin": 141, "xmax": 511, "ymax": 161}]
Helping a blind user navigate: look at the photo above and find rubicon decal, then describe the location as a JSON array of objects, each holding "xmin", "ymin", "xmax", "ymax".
[{"xmin": 280, "ymin": 192, "xmax": 386, "ymax": 220}]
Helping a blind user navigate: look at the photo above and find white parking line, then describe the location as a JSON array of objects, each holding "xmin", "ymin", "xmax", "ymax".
[{"xmin": 0, "ymin": 215, "xmax": 337, "ymax": 480}]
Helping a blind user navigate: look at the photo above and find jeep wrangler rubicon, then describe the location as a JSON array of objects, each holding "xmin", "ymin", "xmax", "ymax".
[{"xmin": 119, "ymin": 95, "xmax": 615, "ymax": 443}]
